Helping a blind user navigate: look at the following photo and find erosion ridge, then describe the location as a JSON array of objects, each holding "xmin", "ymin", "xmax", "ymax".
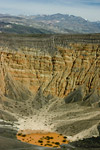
[
  {"xmin": 0, "ymin": 34, "xmax": 100, "ymax": 100},
  {"xmin": 0, "ymin": 33, "xmax": 100, "ymax": 149}
]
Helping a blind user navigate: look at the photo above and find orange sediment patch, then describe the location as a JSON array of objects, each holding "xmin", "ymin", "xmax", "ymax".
[{"xmin": 17, "ymin": 130, "xmax": 69, "ymax": 148}]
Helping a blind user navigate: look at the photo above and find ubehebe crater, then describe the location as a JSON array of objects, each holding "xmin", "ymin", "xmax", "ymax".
[{"xmin": 0, "ymin": 33, "xmax": 100, "ymax": 150}]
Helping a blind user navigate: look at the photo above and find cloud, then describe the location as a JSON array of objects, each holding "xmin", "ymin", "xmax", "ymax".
[
  {"xmin": 80, "ymin": 0, "xmax": 100, "ymax": 6},
  {"xmin": 55, "ymin": 0, "xmax": 100, "ymax": 7}
]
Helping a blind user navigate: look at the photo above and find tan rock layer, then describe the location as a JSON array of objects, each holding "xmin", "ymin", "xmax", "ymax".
[{"xmin": 0, "ymin": 39, "xmax": 100, "ymax": 100}]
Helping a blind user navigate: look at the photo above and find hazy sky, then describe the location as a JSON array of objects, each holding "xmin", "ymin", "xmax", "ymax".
[{"xmin": 0, "ymin": 0, "xmax": 100, "ymax": 21}]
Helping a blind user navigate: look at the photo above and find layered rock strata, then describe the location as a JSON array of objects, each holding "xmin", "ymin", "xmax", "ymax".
[
  {"xmin": 1, "ymin": 34, "xmax": 100, "ymax": 146},
  {"xmin": 0, "ymin": 34, "xmax": 100, "ymax": 103}
]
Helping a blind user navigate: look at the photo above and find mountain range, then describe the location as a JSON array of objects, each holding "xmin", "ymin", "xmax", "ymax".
[{"xmin": 0, "ymin": 13, "xmax": 100, "ymax": 34}]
